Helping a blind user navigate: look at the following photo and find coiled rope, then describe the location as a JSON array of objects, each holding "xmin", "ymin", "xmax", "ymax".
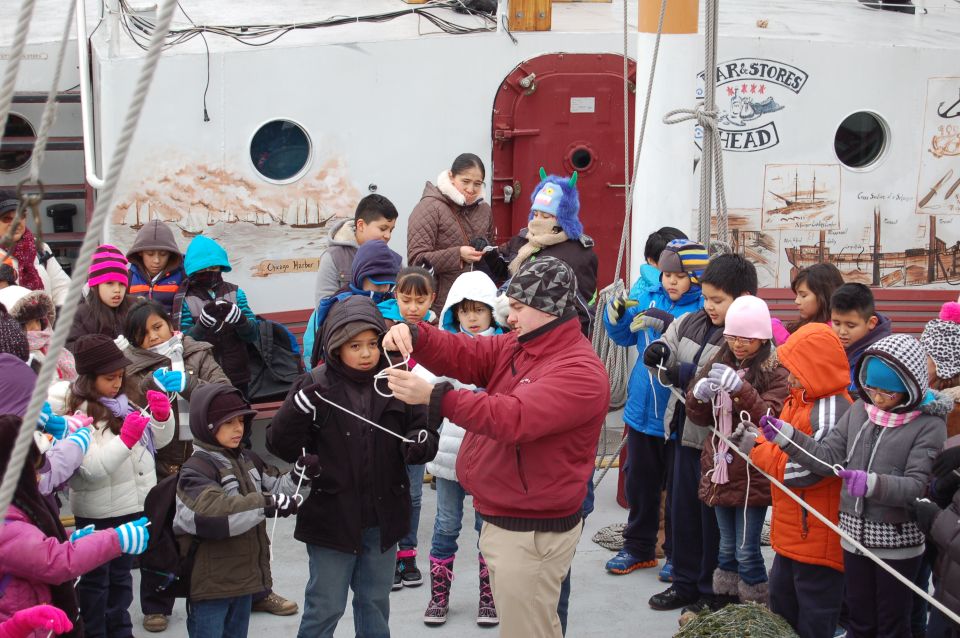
[{"xmin": 0, "ymin": 0, "xmax": 180, "ymax": 524}]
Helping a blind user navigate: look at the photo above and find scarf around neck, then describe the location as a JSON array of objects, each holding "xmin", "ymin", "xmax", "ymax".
[
  {"xmin": 148, "ymin": 332, "xmax": 185, "ymax": 371},
  {"xmin": 99, "ymin": 393, "xmax": 132, "ymax": 418},
  {"xmin": 27, "ymin": 328, "xmax": 78, "ymax": 380},
  {"xmin": 508, "ymin": 217, "xmax": 569, "ymax": 275},
  {"xmin": 865, "ymin": 403, "xmax": 922, "ymax": 428},
  {"xmin": 12, "ymin": 228, "xmax": 43, "ymax": 291}
]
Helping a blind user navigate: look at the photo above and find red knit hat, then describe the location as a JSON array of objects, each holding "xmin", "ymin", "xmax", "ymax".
[{"xmin": 88, "ymin": 244, "xmax": 129, "ymax": 288}]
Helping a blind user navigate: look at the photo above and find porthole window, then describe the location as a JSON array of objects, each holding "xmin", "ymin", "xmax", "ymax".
[
  {"xmin": 249, "ymin": 119, "xmax": 311, "ymax": 183},
  {"xmin": 834, "ymin": 111, "xmax": 888, "ymax": 169},
  {"xmin": 0, "ymin": 114, "xmax": 35, "ymax": 173}
]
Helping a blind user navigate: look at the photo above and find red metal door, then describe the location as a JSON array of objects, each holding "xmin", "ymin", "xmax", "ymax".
[{"xmin": 491, "ymin": 53, "xmax": 637, "ymax": 290}]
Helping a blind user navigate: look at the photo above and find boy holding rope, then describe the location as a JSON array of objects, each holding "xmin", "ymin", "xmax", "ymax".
[{"xmin": 758, "ymin": 334, "xmax": 949, "ymax": 638}]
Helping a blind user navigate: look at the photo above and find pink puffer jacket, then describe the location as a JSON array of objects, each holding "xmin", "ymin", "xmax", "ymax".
[{"xmin": 0, "ymin": 505, "xmax": 120, "ymax": 633}]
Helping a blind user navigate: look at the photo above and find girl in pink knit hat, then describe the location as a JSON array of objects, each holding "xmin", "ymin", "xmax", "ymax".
[
  {"xmin": 683, "ymin": 295, "xmax": 790, "ymax": 606},
  {"xmin": 65, "ymin": 245, "xmax": 133, "ymax": 353}
]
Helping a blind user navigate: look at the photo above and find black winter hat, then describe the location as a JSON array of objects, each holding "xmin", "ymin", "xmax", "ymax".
[
  {"xmin": 506, "ymin": 256, "xmax": 576, "ymax": 318},
  {"xmin": 73, "ymin": 334, "xmax": 131, "ymax": 375},
  {"xmin": 0, "ymin": 305, "xmax": 28, "ymax": 362},
  {"xmin": 206, "ymin": 391, "xmax": 256, "ymax": 434}
]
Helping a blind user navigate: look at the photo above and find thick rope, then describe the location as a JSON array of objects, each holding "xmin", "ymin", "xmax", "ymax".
[
  {"xmin": 662, "ymin": 0, "xmax": 729, "ymax": 246},
  {"xmin": 0, "ymin": 0, "xmax": 180, "ymax": 524},
  {"xmin": 27, "ymin": 0, "xmax": 78, "ymax": 183},
  {"xmin": 0, "ymin": 0, "xmax": 39, "ymax": 151},
  {"xmin": 658, "ymin": 383, "xmax": 960, "ymax": 627}
]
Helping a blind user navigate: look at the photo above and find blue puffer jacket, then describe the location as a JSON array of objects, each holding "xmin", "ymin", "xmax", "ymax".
[{"xmin": 603, "ymin": 264, "xmax": 704, "ymax": 438}]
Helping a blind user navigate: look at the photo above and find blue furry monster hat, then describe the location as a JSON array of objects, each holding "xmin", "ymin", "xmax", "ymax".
[{"xmin": 529, "ymin": 168, "xmax": 582, "ymax": 240}]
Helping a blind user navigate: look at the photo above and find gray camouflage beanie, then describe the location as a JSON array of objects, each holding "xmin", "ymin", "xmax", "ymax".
[{"xmin": 506, "ymin": 256, "xmax": 576, "ymax": 318}]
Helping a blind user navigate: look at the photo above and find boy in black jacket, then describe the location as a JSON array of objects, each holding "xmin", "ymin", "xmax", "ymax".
[{"xmin": 267, "ymin": 295, "xmax": 439, "ymax": 638}]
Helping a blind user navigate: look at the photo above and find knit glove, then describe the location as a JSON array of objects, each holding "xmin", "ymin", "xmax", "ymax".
[
  {"xmin": 114, "ymin": 517, "xmax": 150, "ymax": 554},
  {"xmin": 605, "ymin": 294, "xmax": 637, "ymax": 325},
  {"xmin": 932, "ymin": 446, "xmax": 960, "ymax": 480},
  {"xmin": 291, "ymin": 384, "xmax": 328, "ymax": 421},
  {"xmin": 65, "ymin": 427, "xmax": 92, "ymax": 455},
  {"xmin": 265, "ymin": 493, "xmax": 299, "ymax": 518},
  {"xmin": 152, "ymin": 367, "xmax": 187, "ymax": 393},
  {"xmin": 146, "ymin": 390, "xmax": 172, "ymax": 422},
  {"xmin": 708, "ymin": 363, "xmax": 743, "ymax": 394},
  {"xmin": 114, "ymin": 334, "xmax": 130, "ymax": 352},
  {"xmin": 64, "ymin": 412, "xmax": 94, "ymax": 434},
  {"xmin": 629, "ymin": 308, "xmax": 674, "ymax": 334},
  {"xmin": 913, "ymin": 498, "xmax": 942, "ymax": 535},
  {"xmin": 291, "ymin": 453, "xmax": 322, "ymax": 482},
  {"xmin": 69, "ymin": 524, "xmax": 95, "ymax": 544},
  {"xmin": 198, "ymin": 301, "xmax": 222, "ymax": 329},
  {"xmin": 692, "ymin": 378, "xmax": 718, "ymax": 402},
  {"xmin": 38, "ymin": 403, "xmax": 67, "ymax": 439},
  {"xmin": 402, "ymin": 429, "xmax": 433, "ymax": 465},
  {"xmin": 119, "ymin": 413, "xmax": 150, "ymax": 449},
  {"xmin": 729, "ymin": 422, "xmax": 759, "ymax": 455},
  {"xmin": 3, "ymin": 605, "xmax": 73, "ymax": 637},
  {"xmin": 643, "ymin": 341, "xmax": 671, "ymax": 369},
  {"xmin": 838, "ymin": 469, "xmax": 874, "ymax": 498},
  {"xmin": 217, "ymin": 300, "xmax": 244, "ymax": 325},
  {"xmin": 758, "ymin": 415, "xmax": 793, "ymax": 447}
]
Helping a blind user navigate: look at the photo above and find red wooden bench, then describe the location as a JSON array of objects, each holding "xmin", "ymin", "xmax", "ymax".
[
  {"xmin": 250, "ymin": 309, "xmax": 313, "ymax": 420},
  {"xmin": 759, "ymin": 288, "xmax": 958, "ymax": 334}
]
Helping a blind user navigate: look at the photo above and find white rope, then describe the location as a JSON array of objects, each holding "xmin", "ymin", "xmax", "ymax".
[
  {"xmin": 0, "ymin": 0, "xmax": 180, "ymax": 524},
  {"xmin": 658, "ymin": 382, "xmax": 960, "ymax": 627},
  {"xmin": 0, "ymin": 0, "xmax": 39, "ymax": 151},
  {"xmin": 310, "ymin": 390, "xmax": 424, "ymax": 445},
  {"xmin": 27, "ymin": 0, "xmax": 77, "ymax": 183},
  {"xmin": 662, "ymin": 0, "xmax": 729, "ymax": 246},
  {"xmin": 373, "ymin": 347, "xmax": 411, "ymax": 398}
]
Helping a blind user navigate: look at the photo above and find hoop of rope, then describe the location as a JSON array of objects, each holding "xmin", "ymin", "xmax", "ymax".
[
  {"xmin": 0, "ymin": 0, "xmax": 180, "ymax": 524},
  {"xmin": 656, "ymin": 382, "xmax": 960, "ymax": 627},
  {"xmin": 661, "ymin": 0, "xmax": 729, "ymax": 247}
]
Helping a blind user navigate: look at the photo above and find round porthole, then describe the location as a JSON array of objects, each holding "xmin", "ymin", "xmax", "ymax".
[
  {"xmin": 834, "ymin": 111, "xmax": 888, "ymax": 169},
  {"xmin": 249, "ymin": 119, "xmax": 312, "ymax": 183},
  {"xmin": 570, "ymin": 147, "xmax": 593, "ymax": 171},
  {"xmin": 0, "ymin": 114, "xmax": 35, "ymax": 173}
]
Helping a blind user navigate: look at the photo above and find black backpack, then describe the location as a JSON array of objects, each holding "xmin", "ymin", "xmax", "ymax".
[{"xmin": 246, "ymin": 317, "xmax": 305, "ymax": 403}]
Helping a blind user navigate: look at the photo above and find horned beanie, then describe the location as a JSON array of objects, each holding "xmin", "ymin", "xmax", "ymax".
[
  {"xmin": 529, "ymin": 169, "xmax": 582, "ymax": 240},
  {"xmin": 506, "ymin": 255, "xmax": 576, "ymax": 318},
  {"xmin": 657, "ymin": 239, "xmax": 709, "ymax": 285},
  {"xmin": 920, "ymin": 300, "xmax": 960, "ymax": 380},
  {"xmin": 88, "ymin": 244, "xmax": 129, "ymax": 288}
]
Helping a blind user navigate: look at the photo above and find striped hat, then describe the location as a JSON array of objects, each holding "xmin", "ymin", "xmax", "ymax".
[
  {"xmin": 657, "ymin": 239, "xmax": 708, "ymax": 285},
  {"xmin": 88, "ymin": 244, "xmax": 130, "ymax": 288}
]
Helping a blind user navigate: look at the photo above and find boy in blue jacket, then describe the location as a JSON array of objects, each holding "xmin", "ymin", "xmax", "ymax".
[{"xmin": 602, "ymin": 238, "xmax": 706, "ymax": 577}]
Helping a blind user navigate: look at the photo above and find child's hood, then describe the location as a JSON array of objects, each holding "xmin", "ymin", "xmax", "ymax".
[
  {"xmin": 126, "ymin": 220, "xmax": 183, "ymax": 273},
  {"xmin": 777, "ymin": 323, "xmax": 849, "ymax": 399},
  {"xmin": 637, "ymin": 263, "xmax": 662, "ymax": 294},
  {"xmin": 184, "ymin": 235, "xmax": 231, "ymax": 276},
  {"xmin": 855, "ymin": 334, "xmax": 929, "ymax": 413},
  {"xmin": 320, "ymin": 295, "xmax": 387, "ymax": 369},
  {"xmin": 328, "ymin": 217, "xmax": 358, "ymax": 248},
  {"xmin": 440, "ymin": 271, "xmax": 502, "ymax": 332},
  {"xmin": 188, "ymin": 383, "xmax": 254, "ymax": 445}
]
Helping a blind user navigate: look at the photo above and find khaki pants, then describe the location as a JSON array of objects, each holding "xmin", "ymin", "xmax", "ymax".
[{"xmin": 479, "ymin": 521, "xmax": 582, "ymax": 638}]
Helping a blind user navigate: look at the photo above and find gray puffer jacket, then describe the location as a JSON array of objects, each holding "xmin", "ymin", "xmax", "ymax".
[
  {"xmin": 783, "ymin": 334, "xmax": 949, "ymax": 554},
  {"xmin": 929, "ymin": 475, "xmax": 960, "ymax": 617}
]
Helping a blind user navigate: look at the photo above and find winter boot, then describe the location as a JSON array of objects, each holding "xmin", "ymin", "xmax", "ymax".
[
  {"xmin": 397, "ymin": 548, "xmax": 423, "ymax": 587},
  {"xmin": 423, "ymin": 555, "xmax": 454, "ymax": 625},
  {"xmin": 738, "ymin": 579, "xmax": 769, "ymax": 606},
  {"xmin": 712, "ymin": 568, "xmax": 741, "ymax": 607},
  {"xmin": 477, "ymin": 553, "xmax": 499, "ymax": 626}
]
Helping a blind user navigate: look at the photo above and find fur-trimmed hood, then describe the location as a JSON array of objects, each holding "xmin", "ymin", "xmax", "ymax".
[
  {"xmin": 434, "ymin": 170, "xmax": 485, "ymax": 208},
  {"xmin": 920, "ymin": 389, "xmax": 957, "ymax": 418},
  {"xmin": 1, "ymin": 287, "xmax": 56, "ymax": 329},
  {"xmin": 855, "ymin": 334, "xmax": 930, "ymax": 413}
]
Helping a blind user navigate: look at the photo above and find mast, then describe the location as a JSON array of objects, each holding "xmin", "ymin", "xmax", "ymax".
[
  {"xmin": 929, "ymin": 214, "xmax": 937, "ymax": 283},
  {"xmin": 872, "ymin": 207, "xmax": 881, "ymax": 286}
]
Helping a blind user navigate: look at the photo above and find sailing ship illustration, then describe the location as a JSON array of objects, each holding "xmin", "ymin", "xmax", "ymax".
[
  {"xmin": 177, "ymin": 207, "xmax": 207, "ymax": 237},
  {"xmin": 290, "ymin": 199, "xmax": 335, "ymax": 229},
  {"xmin": 766, "ymin": 171, "xmax": 832, "ymax": 216},
  {"xmin": 783, "ymin": 208, "xmax": 960, "ymax": 287},
  {"xmin": 121, "ymin": 200, "xmax": 148, "ymax": 230}
]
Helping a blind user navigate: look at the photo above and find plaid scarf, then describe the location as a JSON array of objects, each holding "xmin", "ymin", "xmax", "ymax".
[
  {"xmin": 12, "ymin": 228, "xmax": 43, "ymax": 291},
  {"xmin": 865, "ymin": 403, "xmax": 921, "ymax": 428}
]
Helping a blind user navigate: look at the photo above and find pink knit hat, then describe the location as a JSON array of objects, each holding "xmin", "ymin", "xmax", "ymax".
[
  {"xmin": 88, "ymin": 244, "xmax": 129, "ymax": 288},
  {"xmin": 723, "ymin": 295, "xmax": 773, "ymax": 340}
]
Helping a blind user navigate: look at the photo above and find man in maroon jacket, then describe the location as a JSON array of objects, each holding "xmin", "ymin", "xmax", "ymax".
[{"xmin": 384, "ymin": 256, "xmax": 609, "ymax": 638}]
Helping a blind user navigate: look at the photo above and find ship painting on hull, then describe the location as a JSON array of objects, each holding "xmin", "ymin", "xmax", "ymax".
[{"xmin": 762, "ymin": 164, "xmax": 840, "ymax": 230}]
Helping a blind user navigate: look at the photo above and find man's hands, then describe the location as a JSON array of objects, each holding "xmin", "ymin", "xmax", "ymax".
[
  {"xmin": 382, "ymin": 323, "xmax": 415, "ymax": 360},
  {"xmin": 383, "ymin": 369, "xmax": 434, "ymax": 406}
]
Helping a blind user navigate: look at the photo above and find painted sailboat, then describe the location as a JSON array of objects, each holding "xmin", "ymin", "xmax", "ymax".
[{"xmin": 766, "ymin": 172, "xmax": 831, "ymax": 216}]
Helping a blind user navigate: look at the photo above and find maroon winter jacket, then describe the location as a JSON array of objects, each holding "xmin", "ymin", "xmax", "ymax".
[{"xmin": 415, "ymin": 314, "xmax": 609, "ymax": 527}]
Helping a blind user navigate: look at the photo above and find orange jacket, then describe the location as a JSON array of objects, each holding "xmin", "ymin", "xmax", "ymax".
[{"xmin": 751, "ymin": 323, "xmax": 851, "ymax": 572}]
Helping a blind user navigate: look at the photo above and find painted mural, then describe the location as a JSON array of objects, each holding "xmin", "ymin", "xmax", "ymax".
[{"xmin": 916, "ymin": 77, "xmax": 960, "ymax": 215}]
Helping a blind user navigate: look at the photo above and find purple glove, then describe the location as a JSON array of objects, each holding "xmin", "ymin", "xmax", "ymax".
[
  {"xmin": 838, "ymin": 469, "xmax": 870, "ymax": 498},
  {"xmin": 758, "ymin": 415, "xmax": 786, "ymax": 442}
]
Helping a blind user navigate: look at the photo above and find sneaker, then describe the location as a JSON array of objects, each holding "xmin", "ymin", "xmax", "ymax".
[
  {"xmin": 605, "ymin": 550, "xmax": 658, "ymax": 575},
  {"xmin": 397, "ymin": 552, "xmax": 423, "ymax": 587},
  {"xmin": 424, "ymin": 556, "xmax": 454, "ymax": 625},
  {"xmin": 649, "ymin": 585, "xmax": 699, "ymax": 611},
  {"xmin": 477, "ymin": 553, "xmax": 499, "ymax": 626},
  {"xmin": 142, "ymin": 614, "xmax": 169, "ymax": 632},
  {"xmin": 251, "ymin": 592, "xmax": 299, "ymax": 616},
  {"xmin": 393, "ymin": 561, "xmax": 403, "ymax": 591},
  {"xmin": 658, "ymin": 560, "xmax": 674, "ymax": 583}
]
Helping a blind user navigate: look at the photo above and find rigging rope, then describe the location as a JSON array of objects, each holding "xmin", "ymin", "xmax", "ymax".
[
  {"xmin": 0, "ymin": 0, "xmax": 180, "ymax": 524},
  {"xmin": 0, "ymin": 0, "xmax": 39, "ymax": 153}
]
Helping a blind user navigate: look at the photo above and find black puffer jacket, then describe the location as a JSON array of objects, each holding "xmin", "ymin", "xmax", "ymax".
[{"xmin": 266, "ymin": 296, "xmax": 440, "ymax": 553}]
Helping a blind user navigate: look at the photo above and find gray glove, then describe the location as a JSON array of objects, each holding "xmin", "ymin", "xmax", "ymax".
[{"xmin": 729, "ymin": 422, "xmax": 759, "ymax": 455}]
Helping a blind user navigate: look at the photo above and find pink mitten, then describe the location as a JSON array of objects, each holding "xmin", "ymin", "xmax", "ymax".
[
  {"xmin": 119, "ymin": 413, "xmax": 150, "ymax": 449},
  {"xmin": 65, "ymin": 412, "xmax": 94, "ymax": 434},
  {"xmin": 2, "ymin": 605, "xmax": 73, "ymax": 637},
  {"xmin": 146, "ymin": 390, "xmax": 171, "ymax": 422}
]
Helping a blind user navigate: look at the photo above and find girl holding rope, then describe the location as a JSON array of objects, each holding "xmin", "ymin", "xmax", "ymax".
[
  {"xmin": 685, "ymin": 295, "xmax": 789, "ymax": 606},
  {"xmin": 759, "ymin": 334, "xmax": 950, "ymax": 638}
]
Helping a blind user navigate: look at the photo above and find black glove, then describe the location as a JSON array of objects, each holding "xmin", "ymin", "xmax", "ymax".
[
  {"xmin": 291, "ymin": 383, "xmax": 328, "ymax": 421},
  {"xmin": 292, "ymin": 453, "xmax": 322, "ymax": 481},
  {"xmin": 402, "ymin": 429, "xmax": 434, "ymax": 465},
  {"xmin": 913, "ymin": 498, "xmax": 941, "ymax": 535},
  {"xmin": 216, "ymin": 300, "xmax": 244, "ymax": 325},
  {"xmin": 932, "ymin": 446, "xmax": 960, "ymax": 479},
  {"xmin": 643, "ymin": 341, "xmax": 671, "ymax": 369},
  {"xmin": 266, "ymin": 493, "xmax": 299, "ymax": 518},
  {"xmin": 198, "ymin": 301, "xmax": 222, "ymax": 329}
]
